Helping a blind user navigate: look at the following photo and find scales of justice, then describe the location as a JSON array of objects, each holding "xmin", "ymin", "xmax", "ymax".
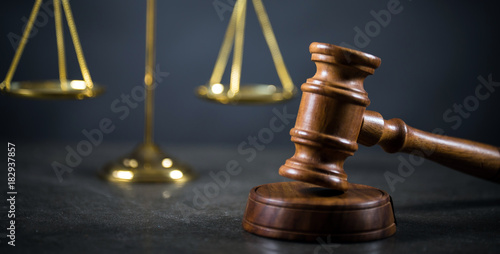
[
  {"xmin": 3, "ymin": 0, "xmax": 499, "ymax": 243},
  {"xmin": 2, "ymin": 0, "xmax": 296, "ymax": 182}
]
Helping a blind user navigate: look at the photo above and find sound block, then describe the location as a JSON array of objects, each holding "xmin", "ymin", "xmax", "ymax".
[{"xmin": 242, "ymin": 181, "xmax": 396, "ymax": 242}]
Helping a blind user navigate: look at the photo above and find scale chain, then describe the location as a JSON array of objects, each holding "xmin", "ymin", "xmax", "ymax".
[
  {"xmin": 2, "ymin": 0, "xmax": 43, "ymax": 90},
  {"xmin": 207, "ymin": 0, "xmax": 294, "ymax": 96}
]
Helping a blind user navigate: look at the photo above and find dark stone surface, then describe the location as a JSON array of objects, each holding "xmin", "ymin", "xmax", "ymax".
[{"xmin": 1, "ymin": 143, "xmax": 499, "ymax": 253}]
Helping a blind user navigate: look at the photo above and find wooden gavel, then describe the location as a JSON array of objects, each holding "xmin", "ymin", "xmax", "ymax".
[{"xmin": 279, "ymin": 42, "xmax": 500, "ymax": 191}]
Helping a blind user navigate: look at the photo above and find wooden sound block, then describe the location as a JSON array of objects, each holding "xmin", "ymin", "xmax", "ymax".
[{"xmin": 242, "ymin": 181, "xmax": 396, "ymax": 242}]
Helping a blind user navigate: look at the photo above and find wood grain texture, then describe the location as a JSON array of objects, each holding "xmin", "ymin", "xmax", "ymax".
[
  {"xmin": 278, "ymin": 42, "xmax": 381, "ymax": 191},
  {"xmin": 242, "ymin": 181, "xmax": 396, "ymax": 242},
  {"xmin": 279, "ymin": 42, "xmax": 500, "ymax": 190},
  {"xmin": 359, "ymin": 110, "xmax": 500, "ymax": 183}
]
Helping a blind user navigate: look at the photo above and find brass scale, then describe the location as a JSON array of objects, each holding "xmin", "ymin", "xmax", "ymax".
[{"xmin": 1, "ymin": 0, "xmax": 296, "ymax": 182}]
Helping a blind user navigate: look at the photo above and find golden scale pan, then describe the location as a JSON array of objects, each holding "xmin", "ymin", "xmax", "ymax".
[
  {"xmin": 196, "ymin": 0, "xmax": 297, "ymax": 104},
  {"xmin": 0, "ymin": 0, "xmax": 103, "ymax": 99}
]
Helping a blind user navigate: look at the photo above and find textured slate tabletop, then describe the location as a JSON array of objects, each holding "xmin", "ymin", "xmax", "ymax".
[{"xmin": 1, "ymin": 143, "xmax": 499, "ymax": 254}]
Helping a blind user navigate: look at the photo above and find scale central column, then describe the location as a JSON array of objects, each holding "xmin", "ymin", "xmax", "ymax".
[{"xmin": 100, "ymin": 0, "xmax": 195, "ymax": 183}]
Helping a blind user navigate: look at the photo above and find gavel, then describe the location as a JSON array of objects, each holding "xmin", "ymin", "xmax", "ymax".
[
  {"xmin": 242, "ymin": 42, "xmax": 500, "ymax": 242},
  {"xmin": 279, "ymin": 42, "xmax": 500, "ymax": 191}
]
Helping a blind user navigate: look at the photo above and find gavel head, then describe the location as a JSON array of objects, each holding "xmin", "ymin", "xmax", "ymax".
[{"xmin": 279, "ymin": 42, "xmax": 381, "ymax": 191}]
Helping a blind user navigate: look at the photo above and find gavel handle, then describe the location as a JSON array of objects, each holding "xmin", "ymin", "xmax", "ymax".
[{"xmin": 358, "ymin": 110, "xmax": 500, "ymax": 183}]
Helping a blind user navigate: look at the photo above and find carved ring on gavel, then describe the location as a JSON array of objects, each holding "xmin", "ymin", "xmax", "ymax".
[{"xmin": 279, "ymin": 43, "xmax": 500, "ymax": 191}]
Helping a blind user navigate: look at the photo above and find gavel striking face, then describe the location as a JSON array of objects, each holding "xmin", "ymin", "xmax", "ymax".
[{"xmin": 279, "ymin": 42, "xmax": 500, "ymax": 191}]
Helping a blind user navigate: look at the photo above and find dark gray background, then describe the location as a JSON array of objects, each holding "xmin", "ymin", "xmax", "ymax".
[
  {"xmin": 1, "ymin": 0, "xmax": 499, "ymax": 147},
  {"xmin": 1, "ymin": 2, "xmax": 500, "ymax": 253}
]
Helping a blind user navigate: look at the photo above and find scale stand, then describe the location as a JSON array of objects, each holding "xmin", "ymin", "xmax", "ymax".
[
  {"xmin": 100, "ymin": 0, "xmax": 195, "ymax": 183},
  {"xmin": 197, "ymin": 0, "xmax": 296, "ymax": 104}
]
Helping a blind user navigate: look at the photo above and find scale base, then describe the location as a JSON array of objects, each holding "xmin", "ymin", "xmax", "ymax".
[
  {"xmin": 196, "ymin": 83, "xmax": 296, "ymax": 104},
  {"xmin": 242, "ymin": 181, "xmax": 396, "ymax": 242},
  {"xmin": 0, "ymin": 80, "xmax": 104, "ymax": 100},
  {"xmin": 100, "ymin": 143, "xmax": 195, "ymax": 183}
]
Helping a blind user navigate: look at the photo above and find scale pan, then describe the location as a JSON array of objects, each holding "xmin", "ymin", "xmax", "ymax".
[
  {"xmin": 196, "ymin": 83, "xmax": 296, "ymax": 104},
  {"xmin": 0, "ymin": 80, "xmax": 104, "ymax": 100}
]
